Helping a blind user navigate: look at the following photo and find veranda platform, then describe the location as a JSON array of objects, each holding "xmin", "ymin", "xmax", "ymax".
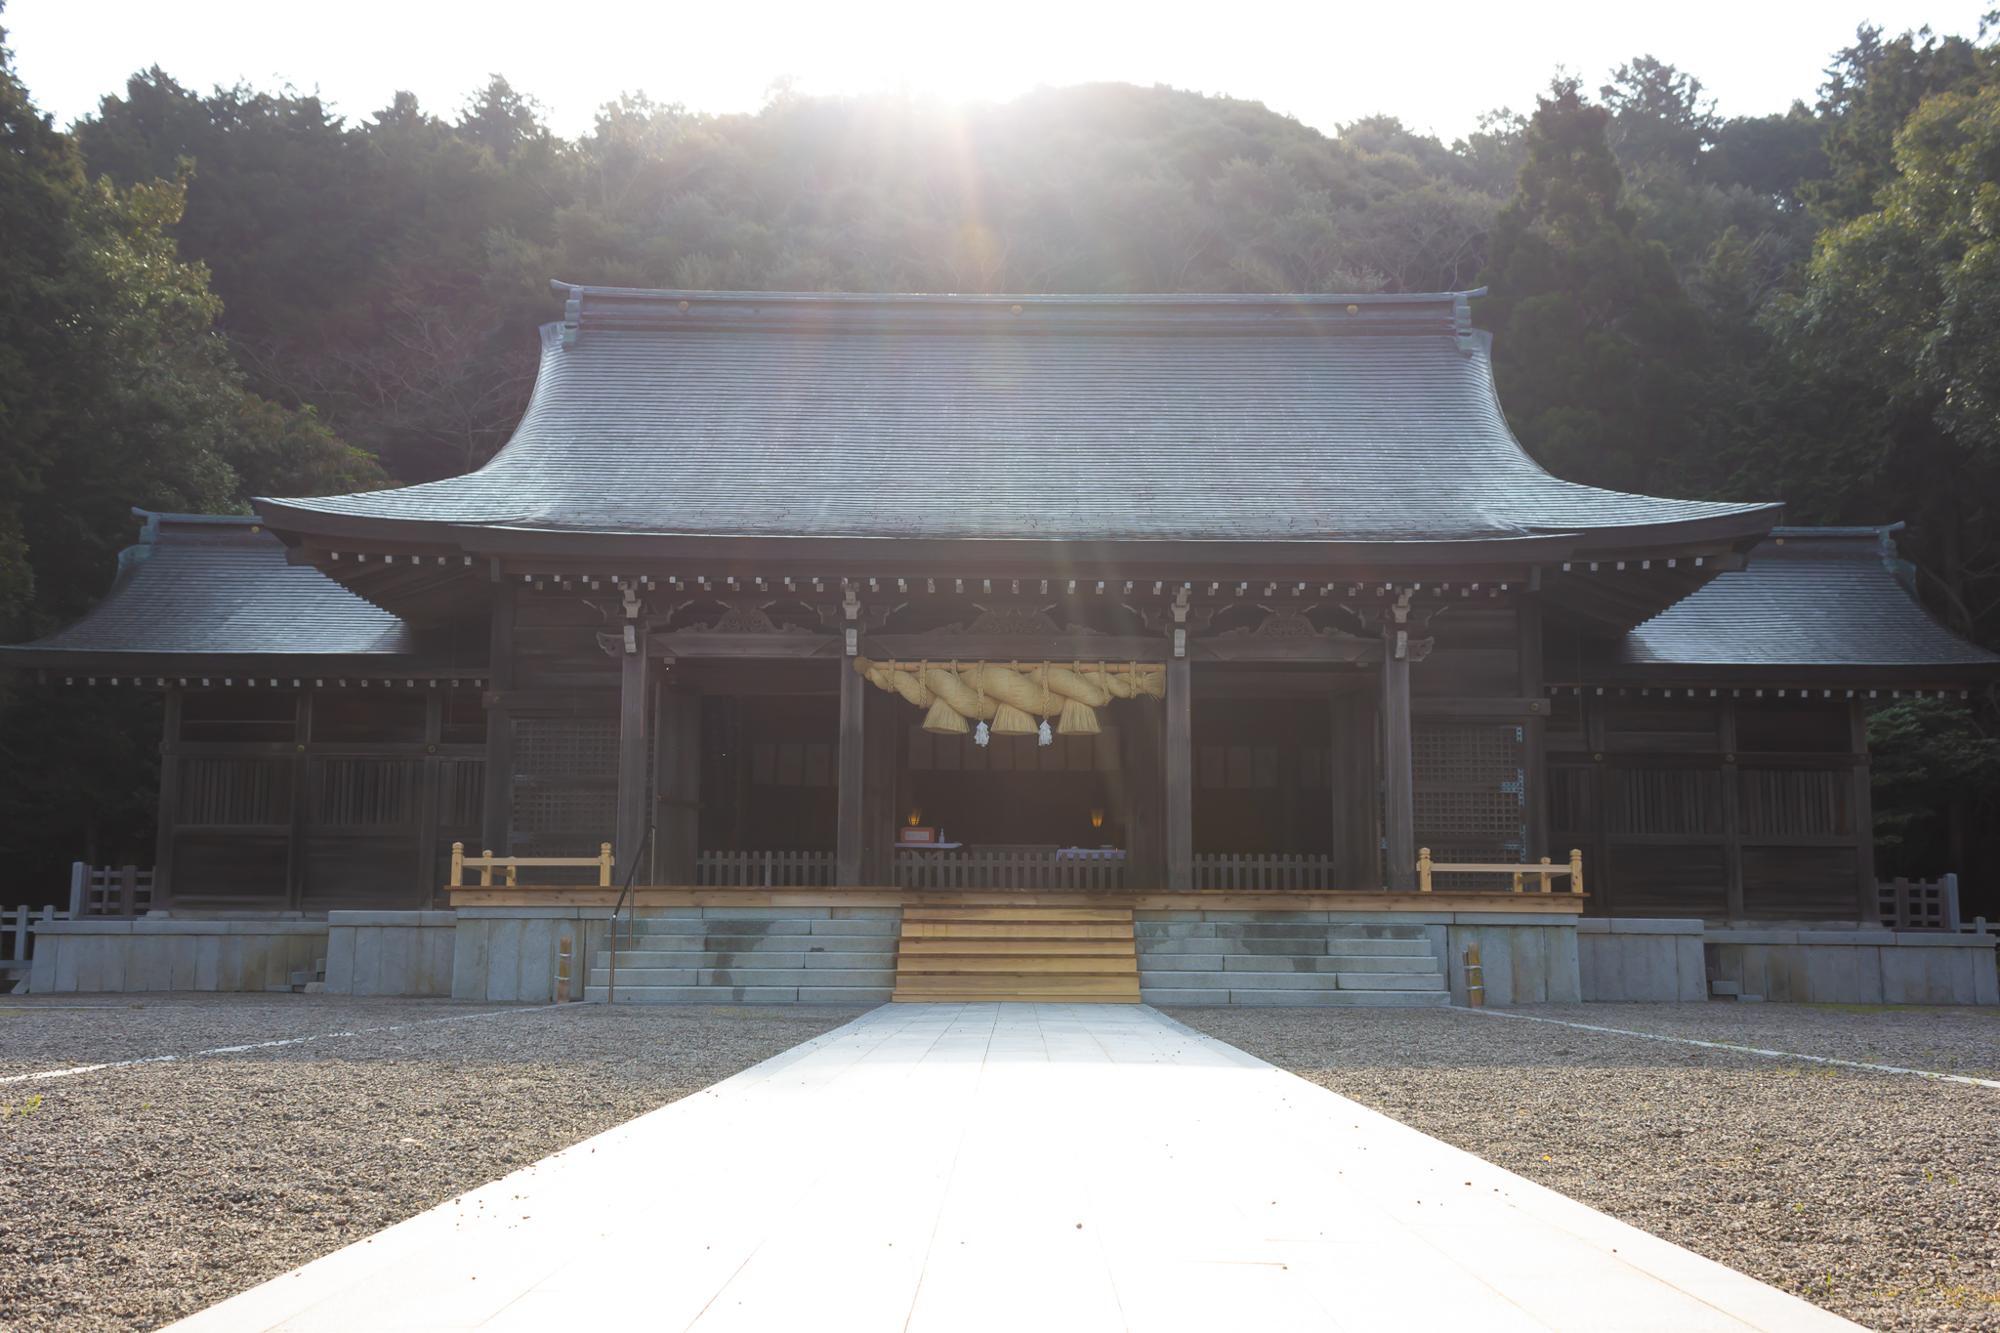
[{"xmin": 164, "ymin": 1003, "xmax": 1855, "ymax": 1332}]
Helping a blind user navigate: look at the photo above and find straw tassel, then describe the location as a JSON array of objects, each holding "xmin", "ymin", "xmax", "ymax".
[
  {"xmin": 922, "ymin": 698, "xmax": 969, "ymax": 735},
  {"xmin": 990, "ymin": 703, "xmax": 1037, "ymax": 736},
  {"xmin": 1058, "ymin": 697, "xmax": 1100, "ymax": 735}
]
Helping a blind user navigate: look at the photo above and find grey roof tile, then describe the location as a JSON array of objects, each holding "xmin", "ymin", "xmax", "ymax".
[
  {"xmin": 1601, "ymin": 528, "xmax": 1998, "ymax": 675},
  {"xmin": 2, "ymin": 512, "xmax": 415, "ymax": 660},
  {"xmin": 260, "ymin": 287, "xmax": 1777, "ymax": 545}
]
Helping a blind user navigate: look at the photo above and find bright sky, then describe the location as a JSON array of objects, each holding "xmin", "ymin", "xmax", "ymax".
[{"xmin": 9, "ymin": 0, "xmax": 1994, "ymax": 140}]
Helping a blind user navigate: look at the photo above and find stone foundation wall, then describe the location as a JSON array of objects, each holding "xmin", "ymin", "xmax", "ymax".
[
  {"xmin": 323, "ymin": 911, "xmax": 457, "ymax": 997},
  {"xmin": 451, "ymin": 907, "xmax": 606, "ymax": 1004},
  {"xmin": 1136, "ymin": 910, "xmax": 1582, "ymax": 1008},
  {"xmin": 27, "ymin": 918, "xmax": 328, "ymax": 994},
  {"xmin": 1577, "ymin": 919, "xmax": 1709, "ymax": 1002},
  {"xmin": 1706, "ymin": 927, "xmax": 1998, "ymax": 1005},
  {"xmin": 1578, "ymin": 919, "xmax": 1999, "ymax": 1004}
]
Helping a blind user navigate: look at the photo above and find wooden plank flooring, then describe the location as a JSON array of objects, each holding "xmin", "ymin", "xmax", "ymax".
[{"xmin": 892, "ymin": 906, "xmax": 1141, "ymax": 1003}]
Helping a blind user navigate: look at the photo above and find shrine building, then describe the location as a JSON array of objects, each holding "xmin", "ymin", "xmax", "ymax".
[{"xmin": 7, "ymin": 286, "xmax": 1997, "ymax": 1006}]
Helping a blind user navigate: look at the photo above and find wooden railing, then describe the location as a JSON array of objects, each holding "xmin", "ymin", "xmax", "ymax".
[
  {"xmin": 1418, "ymin": 847, "xmax": 1583, "ymax": 895},
  {"xmin": 1878, "ymin": 874, "xmax": 1960, "ymax": 930},
  {"xmin": 895, "ymin": 849, "xmax": 1127, "ymax": 892},
  {"xmin": 2, "ymin": 905, "xmax": 68, "ymax": 986},
  {"xmin": 696, "ymin": 850, "xmax": 836, "ymax": 887},
  {"xmin": 69, "ymin": 863, "xmax": 154, "ymax": 917},
  {"xmin": 449, "ymin": 842, "xmax": 613, "ymax": 887},
  {"xmin": 1192, "ymin": 853, "xmax": 1339, "ymax": 891}
]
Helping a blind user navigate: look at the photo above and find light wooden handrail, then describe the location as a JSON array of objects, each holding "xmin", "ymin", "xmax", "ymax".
[
  {"xmin": 449, "ymin": 842, "xmax": 614, "ymax": 887},
  {"xmin": 1417, "ymin": 847, "xmax": 1583, "ymax": 895}
]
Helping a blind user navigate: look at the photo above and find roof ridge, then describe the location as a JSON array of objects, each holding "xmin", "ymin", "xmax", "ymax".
[{"xmin": 548, "ymin": 280, "xmax": 1488, "ymax": 306}]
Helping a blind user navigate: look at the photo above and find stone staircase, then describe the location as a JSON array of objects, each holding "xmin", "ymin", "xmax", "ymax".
[
  {"xmin": 893, "ymin": 905, "xmax": 1141, "ymax": 1003},
  {"xmin": 584, "ymin": 908, "xmax": 898, "ymax": 1003},
  {"xmin": 1136, "ymin": 915, "xmax": 1451, "ymax": 1006}
]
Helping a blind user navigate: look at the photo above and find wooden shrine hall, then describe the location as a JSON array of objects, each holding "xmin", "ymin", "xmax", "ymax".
[{"xmin": 7, "ymin": 286, "xmax": 1999, "ymax": 1008}]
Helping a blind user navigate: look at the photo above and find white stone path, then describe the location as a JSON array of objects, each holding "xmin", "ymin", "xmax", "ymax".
[{"xmin": 167, "ymin": 1004, "xmax": 1860, "ymax": 1332}]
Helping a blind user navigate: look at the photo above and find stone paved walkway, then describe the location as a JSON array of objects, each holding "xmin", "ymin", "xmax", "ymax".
[{"xmin": 166, "ymin": 1004, "xmax": 1859, "ymax": 1331}]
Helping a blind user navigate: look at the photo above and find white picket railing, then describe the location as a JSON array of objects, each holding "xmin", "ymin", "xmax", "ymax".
[{"xmin": 695, "ymin": 850, "xmax": 837, "ymax": 887}]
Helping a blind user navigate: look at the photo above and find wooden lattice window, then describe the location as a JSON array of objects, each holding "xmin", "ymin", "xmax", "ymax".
[
  {"xmin": 310, "ymin": 757, "xmax": 421, "ymax": 827},
  {"xmin": 510, "ymin": 715, "xmax": 619, "ymax": 853},
  {"xmin": 178, "ymin": 757, "xmax": 293, "ymax": 826},
  {"xmin": 436, "ymin": 758, "xmax": 485, "ymax": 827},
  {"xmin": 1738, "ymin": 767, "xmax": 1850, "ymax": 837},
  {"xmin": 1412, "ymin": 722, "xmax": 1526, "ymax": 866},
  {"xmin": 1605, "ymin": 766, "xmax": 1724, "ymax": 836}
]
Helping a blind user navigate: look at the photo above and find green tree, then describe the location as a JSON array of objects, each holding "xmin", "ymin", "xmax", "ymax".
[
  {"xmin": 1806, "ymin": 24, "xmax": 1989, "ymax": 222},
  {"xmin": 1475, "ymin": 79, "xmax": 1711, "ymax": 494},
  {"xmin": 1775, "ymin": 80, "xmax": 2000, "ymax": 643},
  {"xmin": 0, "ymin": 9, "xmax": 381, "ymax": 897}
]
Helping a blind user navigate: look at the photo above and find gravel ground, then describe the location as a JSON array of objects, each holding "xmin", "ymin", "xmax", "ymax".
[
  {"xmin": 1174, "ymin": 1003, "xmax": 2000, "ymax": 1333},
  {"xmin": 0, "ymin": 996, "xmax": 861, "ymax": 1332}
]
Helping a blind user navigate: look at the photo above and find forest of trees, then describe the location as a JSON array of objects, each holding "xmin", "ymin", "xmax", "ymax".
[{"xmin": 2, "ymin": 7, "xmax": 1998, "ymax": 899}]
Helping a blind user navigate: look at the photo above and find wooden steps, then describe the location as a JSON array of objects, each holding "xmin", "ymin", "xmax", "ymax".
[{"xmin": 892, "ymin": 906, "xmax": 1140, "ymax": 1003}]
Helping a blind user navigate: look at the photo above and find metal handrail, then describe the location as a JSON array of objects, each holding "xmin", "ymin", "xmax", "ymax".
[{"xmin": 602, "ymin": 822, "xmax": 656, "ymax": 1005}]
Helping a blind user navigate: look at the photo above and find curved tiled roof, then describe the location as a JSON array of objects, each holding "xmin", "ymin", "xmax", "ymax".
[
  {"xmin": 1, "ymin": 512, "xmax": 414, "ymax": 662},
  {"xmin": 259, "ymin": 286, "xmax": 1778, "ymax": 548},
  {"xmin": 1593, "ymin": 527, "xmax": 1998, "ymax": 680}
]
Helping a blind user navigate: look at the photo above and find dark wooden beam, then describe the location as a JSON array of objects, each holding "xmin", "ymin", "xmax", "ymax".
[
  {"xmin": 615, "ymin": 632, "xmax": 653, "ymax": 878},
  {"xmin": 286, "ymin": 691, "xmax": 310, "ymax": 909},
  {"xmin": 1380, "ymin": 628, "xmax": 1416, "ymax": 892},
  {"xmin": 1330, "ymin": 689, "xmax": 1379, "ymax": 888},
  {"xmin": 836, "ymin": 658, "xmax": 867, "ymax": 884},
  {"xmin": 1122, "ymin": 702, "xmax": 1165, "ymax": 889},
  {"xmin": 1720, "ymin": 700, "xmax": 1745, "ymax": 920},
  {"xmin": 481, "ymin": 584, "xmax": 516, "ymax": 855},
  {"xmin": 862, "ymin": 689, "xmax": 900, "ymax": 883},
  {"xmin": 153, "ymin": 687, "xmax": 182, "ymax": 909},
  {"xmin": 865, "ymin": 634, "xmax": 1164, "ymax": 663},
  {"xmin": 1165, "ymin": 656, "xmax": 1193, "ymax": 891},
  {"xmin": 416, "ymin": 690, "xmax": 444, "ymax": 907},
  {"xmin": 649, "ymin": 631, "xmax": 839, "ymax": 659},
  {"xmin": 1192, "ymin": 636, "xmax": 1382, "ymax": 664},
  {"xmin": 1518, "ymin": 598, "xmax": 1548, "ymax": 862},
  {"xmin": 1850, "ymin": 699, "xmax": 1879, "ymax": 923},
  {"xmin": 655, "ymin": 683, "xmax": 701, "ymax": 884}
]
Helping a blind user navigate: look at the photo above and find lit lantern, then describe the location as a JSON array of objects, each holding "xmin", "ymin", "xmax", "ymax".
[{"xmin": 1089, "ymin": 808, "xmax": 1105, "ymax": 830}]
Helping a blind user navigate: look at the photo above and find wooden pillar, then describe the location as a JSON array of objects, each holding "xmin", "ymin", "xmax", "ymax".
[
  {"xmin": 153, "ymin": 686, "xmax": 183, "ymax": 909},
  {"xmin": 1720, "ymin": 699, "xmax": 1745, "ymax": 921},
  {"xmin": 614, "ymin": 641, "xmax": 653, "ymax": 880},
  {"xmin": 480, "ymin": 582, "xmax": 516, "ymax": 854},
  {"xmin": 1165, "ymin": 656, "xmax": 1193, "ymax": 891},
  {"xmin": 1381, "ymin": 630, "xmax": 1416, "ymax": 892},
  {"xmin": 416, "ymin": 689, "xmax": 444, "ymax": 906},
  {"xmin": 654, "ymin": 677, "xmax": 701, "ymax": 884},
  {"xmin": 836, "ymin": 659, "xmax": 866, "ymax": 885},
  {"xmin": 1329, "ymin": 688, "xmax": 1379, "ymax": 888},
  {"xmin": 861, "ymin": 692, "xmax": 900, "ymax": 884},
  {"xmin": 1518, "ymin": 597, "xmax": 1548, "ymax": 861},
  {"xmin": 1121, "ymin": 705, "xmax": 1165, "ymax": 888},
  {"xmin": 286, "ymin": 690, "xmax": 310, "ymax": 909},
  {"xmin": 1850, "ymin": 698, "xmax": 1879, "ymax": 922}
]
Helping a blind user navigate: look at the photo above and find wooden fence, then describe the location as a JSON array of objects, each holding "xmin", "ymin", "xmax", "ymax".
[
  {"xmin": 1, "ymin": 905, "xmax": 69, "ymax": 987},
  {"xmin": 894, "ymin": 849, "xmax": 1127, "ymax": 892},
  {"xmin": 450, "ymin": 842, "xmax": 613, "ymax": 887},
  {"xmin": 1192, "ymin": 853, "xmax": 1340, "ymax": 891},
  {"xmin": 696, "ymin": 850, "xmax": 837, "ymax": 887},
  {"xmin": 69, "ymin": 863, "xmax": 154, "ymax": 917},
  {"xmin": 1878, "ymin": 874, "xmax": 1961, "ymax": 931}
]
